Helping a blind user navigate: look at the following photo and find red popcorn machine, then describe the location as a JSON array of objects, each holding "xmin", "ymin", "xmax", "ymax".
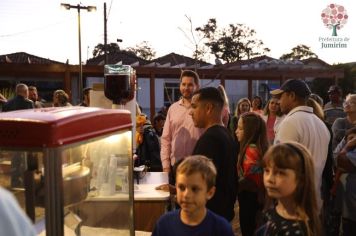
[{"xmin": 0, "ymin": 107, "xmax": 134, "ymax": 236}]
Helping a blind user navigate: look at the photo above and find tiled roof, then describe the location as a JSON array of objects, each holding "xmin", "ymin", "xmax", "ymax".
[
  {"xmin": 223, "ymin": 56, "xmax": 331, "ymax": 70},
  {"xmin": 152, "ymin": 52, "xmax": 211, "ymax": 67},
  {"xmin": 86, "ymin": 50, "xmax": 150, "ymax": 66},
  {"xmin": 0, "ymin": 52, "xmax": 64, "ymax": 64},
  {"xmin": 301, "ymin": 58, "xmax": 330, "ymax": 67},
  {"xmin": 224, "ymin": 55, "xmax": 276, "ymax": 67}
]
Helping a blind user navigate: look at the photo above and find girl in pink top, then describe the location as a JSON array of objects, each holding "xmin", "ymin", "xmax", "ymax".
[{"xmin": 261, "ymin": 97, "xmax": 284, "ymax": 145}]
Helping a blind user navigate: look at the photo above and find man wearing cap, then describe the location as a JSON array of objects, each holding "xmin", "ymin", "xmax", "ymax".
[
  {"xmin": 324, "ymin": 85, "xmax": 346, "ymax": 126},
  {"xmin": 324, "ymin": 85, "xmax": 344, "ymax": 110},
  {"xmin": 271, "ymin": 79, "xmax": 330, "ymax": 211}
]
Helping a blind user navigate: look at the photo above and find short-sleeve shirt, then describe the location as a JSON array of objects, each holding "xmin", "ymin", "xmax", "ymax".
[
  {"xmin": 152, "ymin": 209, "xmax": 234, "ymax": 236},
  {"xmin": 257, "ymin": 208, "xmax": 308, "ymax": 236}
]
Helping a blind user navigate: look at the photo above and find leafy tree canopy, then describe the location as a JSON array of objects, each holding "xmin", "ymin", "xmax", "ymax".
[
  {"xmin": 126, "ymin": 41, "xmax": 156, "ymax": 60},
  {"xmin": 279, "ymin": 44, "xmax": 318, "ymax": 60},
  {"xmin": 92, "ymin": 41, "xmax": 156, "ymax": 60},
  {"xmin": 195, "ymin": 18, "xmax": 270, "ymax": 63},
  {"xmin": 92, "ymin": 43, "xmax": 120, "ymax": 57}
]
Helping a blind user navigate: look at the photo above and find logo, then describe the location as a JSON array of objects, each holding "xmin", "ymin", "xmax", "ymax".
[
  {"xmin": 319, "ymin": 3, "xmax": 349, "ymax": 49},
  {"xmin": 321, "ymin": 4, "xmax": 348, "ymax": 36}
]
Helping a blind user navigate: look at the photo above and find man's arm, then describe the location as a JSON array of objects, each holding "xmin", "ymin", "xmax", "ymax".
[{"xmin": 160, "ymin": 110, "xmax": 172, "ymax": 172}]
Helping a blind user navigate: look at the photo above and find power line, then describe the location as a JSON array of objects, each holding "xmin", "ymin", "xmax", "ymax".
[
  {"xmin": 106, "ymin": 0, "xmax": 114, "ymax": 21},
  {"xmin": 0, "ymin": 19, "xmax": 72, "ymax": 38}
]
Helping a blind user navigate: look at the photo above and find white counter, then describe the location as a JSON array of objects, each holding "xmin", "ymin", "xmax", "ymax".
[{"xmin": 86, "ymin": 172, "xmax": 170, "ymax": 201}]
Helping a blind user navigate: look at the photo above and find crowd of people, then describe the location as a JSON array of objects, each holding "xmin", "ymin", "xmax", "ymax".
[
  {"xmin": 1, "ymin": 72, "xmax": 355, "ymax": 235},
  {"xmin": 151, "ymin": 70, "xmax": 356, "ymax": 236}
]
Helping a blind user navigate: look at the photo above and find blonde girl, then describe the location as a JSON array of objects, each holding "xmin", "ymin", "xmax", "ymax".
[
  {"xmin": 261, "ymin": 142, "xmax": 321, "ymax": 236},
  {"xmin": 262, "ymin": 97, "xmax": 284, "ymax": 145}
]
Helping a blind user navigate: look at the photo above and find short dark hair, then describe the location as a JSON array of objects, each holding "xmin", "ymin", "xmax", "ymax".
[
  {"xmin": 83, "ymin": 87, "xmax": 92, "ymax": 97},
  {"xmin": 153, "ymin": 113, "xmax": 165, "ymax": 124},
  {"xmin": 28, "ymin": 86, "xmax": 37, "ymax": 91},
  {"xmin": 180, "ymin": 70, "xmax": 200, "ymax": 86},
  {"xmin": 193, "ymin": 87, "xmax": 224, "ymax": 110}
]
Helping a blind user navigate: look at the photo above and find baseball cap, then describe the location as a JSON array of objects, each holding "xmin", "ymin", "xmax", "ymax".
[
  {"xmin": 327, "ymin": 85, "xmax": 341, "ymax": 94},
  {"xmin": 270, "ymin": 79, "xmax": 311, "ymax": 98}
]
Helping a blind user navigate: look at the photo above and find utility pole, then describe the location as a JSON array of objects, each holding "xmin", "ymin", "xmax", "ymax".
[{"xmin": 104, "ymin": 2, "xmax": 108, "ymax": 64}]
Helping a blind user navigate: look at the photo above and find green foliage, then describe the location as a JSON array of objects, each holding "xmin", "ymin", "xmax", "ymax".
[
  {"xmin": 279, "ymin": 44, "xmax": 318, "ymax": 60},
  {"xmin": 332, "ymin": 63, "xmax": 356, "ymax": 95},
  {"xmin": 311, "ymin": 63, "xmax": 356, "ymax": 102},
  {"xmin": 126, "ymin": 41, "xmax": 156, "ymax": 60},
  {"xmin": 195, "ymin": 18, "xmax": 270, "ymax": 63},
  {"xmin": 92, "ymin": 43, "xmax": 121, "ymax": 57}
]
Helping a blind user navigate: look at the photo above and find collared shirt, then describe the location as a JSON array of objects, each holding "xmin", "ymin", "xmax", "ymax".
[
  {"xmin": 274, "ymin": 106, "xmax": 330, "ymax": 210},
  {"xmin": 160, "ymin": 99, "xmax": 204, "ymax": 169}
]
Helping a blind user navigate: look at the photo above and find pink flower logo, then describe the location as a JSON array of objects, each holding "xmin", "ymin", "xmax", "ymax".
[{"xmin": 321, "ymin": 3, "xmax": 348, "ymax": 36}]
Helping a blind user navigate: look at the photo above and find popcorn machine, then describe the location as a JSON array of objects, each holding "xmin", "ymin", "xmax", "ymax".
[{"xmin": 0, "ymin": 107, "xmax": 134, "ymax": 236}]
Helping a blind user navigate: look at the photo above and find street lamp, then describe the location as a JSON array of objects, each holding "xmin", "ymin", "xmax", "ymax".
[{"xmin": 61, "ymin": 3, "xmax": 96, "ymax": 103}]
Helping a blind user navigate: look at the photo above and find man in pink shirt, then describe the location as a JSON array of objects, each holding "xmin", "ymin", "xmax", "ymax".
[{"xmin": 160, "ymin": 70, "xmax": 204, "ymax": 176}]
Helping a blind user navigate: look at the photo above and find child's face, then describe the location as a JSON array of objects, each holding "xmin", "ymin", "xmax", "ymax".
[
  {"xmin": 235, "ymin": 118, "xmax": 244, "ymax": 142},
  {"xmin": 176, "ymin": 172, "xmax": 215, "ymax": 216},
  {"xmin": 263, "ymin": 162, "xmax": 297, "ymax": 201},
  {"xmin": 347, "ymin": 133, "xmax": 356, "ymax": 142}
]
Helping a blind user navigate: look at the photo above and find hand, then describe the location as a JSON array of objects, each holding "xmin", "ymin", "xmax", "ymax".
[
  {"xmin": 345, "ymin": 137, "xmax": 356, "ymax": 150},
  {"xmin": 163, "ymin": 167, "xmax": 170, "ymax": 172},
  {"xmin": 155, "ymin": 184, "xmax": 176, "ymax": 194}
]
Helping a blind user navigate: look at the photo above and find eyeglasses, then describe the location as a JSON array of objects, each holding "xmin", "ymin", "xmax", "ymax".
[{"xmin": 343, "ymin": 101, "xmax": 356, "ymax": 107}]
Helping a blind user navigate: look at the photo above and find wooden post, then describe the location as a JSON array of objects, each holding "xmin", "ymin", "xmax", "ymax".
[{"xmin": 149, "ymin": 73, "xmax": 156, "ymax": 122}]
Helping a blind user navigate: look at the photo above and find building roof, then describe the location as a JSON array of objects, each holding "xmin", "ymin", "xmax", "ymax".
[
  {"xmin": 223, "ymin": 55, "xmax": 331, "ymax": 70},
  {"xmin": 86, "ymin": 51, "xmax": 212, "ymax": 68},
  {"xmin": 152, "ymin": 52, "xmax": 211, "ymax": 67},
  {"xmin": 0, "ymin": 52, "xmax": 64, "ymax": 64}
]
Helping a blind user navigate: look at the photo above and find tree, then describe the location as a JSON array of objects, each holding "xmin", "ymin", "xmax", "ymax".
[
  {"xmin": 195, "ymin": 18, "xmax": 270, "ymax": 63},
  {"xmin": 178, "ymin": 15, "xmax": 210, "ymax": 63},
  {"xmin": 126, "ymin": 41, "xmax": 156, "ymax": 60},
  {"xmin": 279, "ymin": 44, "xmax": 318, "ymax": 60},
  {"xmin": 321, "ymin": 4, "xmax": 348, "ymax": 36},
  {"xmin": 92, "ymin": 43, "xmax": 120, "ymax": 57}
]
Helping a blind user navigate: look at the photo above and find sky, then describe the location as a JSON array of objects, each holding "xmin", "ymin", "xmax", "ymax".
[{"xmin": 0, "ymin": 0, "xmax": 355, "ymax": 65}]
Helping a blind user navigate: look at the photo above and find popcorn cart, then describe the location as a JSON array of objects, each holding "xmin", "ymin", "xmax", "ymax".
[{"xmin": 0, "ymin": 107, "xmax": 134, "ymax": 236}]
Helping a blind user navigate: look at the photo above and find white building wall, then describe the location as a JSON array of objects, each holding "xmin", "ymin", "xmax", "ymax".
[{"xmin": 225, "ymin": 80, "xmax": 248, "ymax": 113}]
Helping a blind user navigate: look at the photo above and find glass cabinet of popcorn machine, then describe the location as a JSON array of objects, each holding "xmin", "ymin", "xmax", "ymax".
[{"xmin": 0, "ymin": 107, "xmax": 134, "ymax": 236}]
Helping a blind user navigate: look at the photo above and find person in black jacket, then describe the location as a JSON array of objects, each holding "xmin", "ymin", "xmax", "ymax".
[
  {"xmin": 2, "ymin": 83, "xmax": 34, "ymax": 112},
  {"xmin": 2, "ymin": 83, "xmax": 34, "ymax": 188},
  {"xmin": 190, "ymin": 87, "xmax": 238, "ymax": 222},
  {"xmin": 136, "ymin": 116, "xmax": 162, "ymax": 172}
]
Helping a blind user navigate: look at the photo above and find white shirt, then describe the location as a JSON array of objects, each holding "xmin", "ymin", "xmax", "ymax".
[
  {"xmin": 0, "ymin": 187, "xmax": 36, "ymax": 236},
  {"xmin": 274, "ymin": 106, "xmax": 330, "ymax": 209}
]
